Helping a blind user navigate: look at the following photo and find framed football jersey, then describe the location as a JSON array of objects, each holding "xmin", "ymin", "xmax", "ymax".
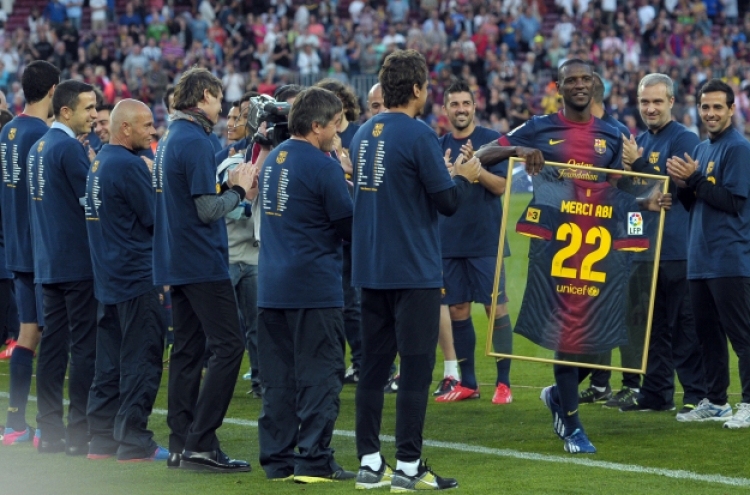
[{"xmin": 485, "ymin": 158, "xmax": 669, "ymax": 373}]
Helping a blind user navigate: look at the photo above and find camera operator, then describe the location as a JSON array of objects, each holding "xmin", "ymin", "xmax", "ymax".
[
  {"xmin": 256, "ymin": 87, "xmax": 355, "ymax": 482},
  {"xmin": 216, "ymin": 94, "xmax": 262, "ymax": 397}
]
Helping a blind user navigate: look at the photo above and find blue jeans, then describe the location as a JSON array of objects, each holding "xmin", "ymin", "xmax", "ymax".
[{"xmin": 229, "ymin": 263, "xmax": 259, "ymax": 387}]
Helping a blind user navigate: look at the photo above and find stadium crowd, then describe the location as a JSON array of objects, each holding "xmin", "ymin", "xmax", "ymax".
[
  {"xmin": 0, "ymin": 0, "xmax": 745, "ymax": 139},
  {"xmin": 0, "ymin": 0, "xmax": 749, "ymax": 491}
]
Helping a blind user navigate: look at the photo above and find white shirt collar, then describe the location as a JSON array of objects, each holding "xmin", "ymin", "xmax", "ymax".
[{"xmin": 51, "ymin": 121, "xmax": 76, "ymax": 138}]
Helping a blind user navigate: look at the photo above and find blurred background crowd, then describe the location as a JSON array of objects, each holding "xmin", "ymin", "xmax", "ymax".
[{"xmin": 0, "ymin": 0, "xmax": 747, "ymax": 145}]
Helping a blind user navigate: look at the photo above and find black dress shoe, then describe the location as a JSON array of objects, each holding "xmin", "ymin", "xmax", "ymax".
[
  {"xmin": 66, "ymin": 443, "xmax": 89, "ymax": 456},
  {"xmin": 38, "ymin": 439, "xmax": 66, "ymax": 454},
  {"xmin": 180, "ymin": 449, "xmax": 252, "ymax": 473},
  {"xmin": 167, "ymin": 452, "xmax": 182, "ymax": 469}
]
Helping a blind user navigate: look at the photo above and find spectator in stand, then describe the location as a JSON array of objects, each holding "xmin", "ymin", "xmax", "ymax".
[
  {"xmin": 44, "ymin": 0, "xmax": 67, "ymax": 31},
  {"xmin": 516, "ymin": 6, "xmax": 541, "ymax": 52},
  {"xmin": 222, "ymin": 64, "xmax": 244, "ymax": 104},
  {"xmin": 119, "ymin": 2, "xmax": 143, "ymax": 28},
  {"xmin": 190, "ymin": 12, "xmax": 209, "ymax": 43},
  {"xmin": 59, "ymin": 0, "xmax": 82, "ymax": 30},
  {"xmin": 90, "ymin": 0, "xmax": 108, "ymax": 32},
  {"xmin": 297, "ymin": 43, "xmax": 321, "ymax": 78}
]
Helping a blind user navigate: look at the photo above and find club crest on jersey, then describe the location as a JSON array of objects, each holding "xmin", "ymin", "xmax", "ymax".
[
  {"xmin": 594, "ymin": 139, "xmax": 606, "ymax": 155},
  {"xmin": 8, "ymin": 128, "xmax": 15, "ymax": 140},
  {"xmin": 215, "ymin": 183, "xmax": 221, "ymax": 193},
  {"xmin": 37, "ymin": 141, "xmax": 44, "ymax": 152},
  {"xmin": 628, "ymin": 212, "xmax": 643, "ymax": 235},
  {"xmin": 372, "ymin": 123, "xmax": 384, "ymax": 137},
  {"xmin": 706, "ymin": 161, "xmax": 715, "ymax": 174},
  {"xmin": 649, "ymin": 152, "xmax": 660, "ymax": 164},
  {"xmin": 91, "ymin": 160, "xmax": 99, "ymax": 173},
  {"xmin": 276, "ymin": 151, "xmax": 287, "ymax": 164}
]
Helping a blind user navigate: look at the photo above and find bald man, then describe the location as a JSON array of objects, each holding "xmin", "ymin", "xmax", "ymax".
[
  {"xmin": 367, "ymin": 83, "xmax": 384, "ymax": 117},
  {"xmin": 83, "ymin": 99, "xmax": 168, "ymax": 462}
]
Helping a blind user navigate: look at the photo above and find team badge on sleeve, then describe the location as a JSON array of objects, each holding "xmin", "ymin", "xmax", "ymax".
[
  {"xmin": 373, "ymin": 123, "xmax": 384, "ymax": 137},
  {"xmin": 92, "ymin": 160, "xmax": 99, "ymax": 173},
  {"xmin": 628, "ymin": 212, "xmax": 643, "ymax": 235},
  {"xmin": 594, "ymin": 139, "xmax": 606, "ymax": 155},
  {"xmin": 37, "ymin": 141, "xmax": 44, "ymax": 152},
  {"xmin": 8, "ymin": 128, "xmax": 15, "ymax": 140},
  {"xmin": 276, "ymin": 151, "xmax": 287, "ymax": 164}
]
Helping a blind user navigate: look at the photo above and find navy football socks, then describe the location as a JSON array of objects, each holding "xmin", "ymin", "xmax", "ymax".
[
  {"xmin": 452, "ymin": 318, "xmax": 477, "ymax": 390},
  {"xmin": 7, "ymin": 345, "xmax": 34, "ymax": 431},
  {"xmin": 553, "ymin": 364, "xmax": 584, "ymax": 437},
  {"xmin": 492, "ymin": 315, "xmax": 513, "ymax": 386}
]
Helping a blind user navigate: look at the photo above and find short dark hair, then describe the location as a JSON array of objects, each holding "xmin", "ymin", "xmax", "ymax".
[
  {"xmin": 379, "ymin": 49, "xmax": 428, "ymax": 109},
  {"xmin": 21, "ymin": 60, "xmax": 60, "ymax": 104},
  {"xmin": 240, "ymin": 91, "xmax": 258, "ymax": 105},
  {"xmin": 0, "ymin": 109, "xmax": 13, "ymax": 129},
  {"xmin": 288, "ymin": 87, "xmax": 343, "ymax": 137},
  {"xmin": 699, "ymin": 78, "xmax": 735, "ymax": 107},
  {"xmin": 163, "ymin": 84, "xmax": 175, "ymax": 110},
  {"xmin": 273, "ymin": 84, "xmax": 304, "ymax": 102},
  {"xmin": 52, "ymin": 80, "xmax": 95, "ymax": 117},
  {"xmin": 315, "ymin": 78, "xmax": 361, "ymax": 122},
  {"xmin": 173, "ymin": 67, "xmax": 222, "ymax": 111},
  {"xmin": 96, "ymin": 103, "xmax": 114, "ymax": 113},
  {"xmin": 557, "ymin": 58, "xmax": 593, "ymax": 83},
  {"xmin": 443, "ymin": 78, "xmax": 474, "ymax": 106},
  {"xmin": 592, "ymin": 72, "xmax": 604, "ymax": 105}
]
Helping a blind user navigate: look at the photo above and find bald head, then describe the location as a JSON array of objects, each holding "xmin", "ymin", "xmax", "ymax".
[
  {"xmin": 367, "ymin": 83, "xmax": 384, "ymax": 116},
  {"xmin": 111, "ymin": 99, "xmax": 156, "ymax": 151}
]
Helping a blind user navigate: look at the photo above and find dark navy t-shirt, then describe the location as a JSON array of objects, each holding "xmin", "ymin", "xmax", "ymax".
[
  {"xmin": 1, "ymin": 115, "xmax": 48, "ymax": 273},
  {"xmin": 687, "ymin": 127, "xmax": 750, "ymax": 279},
  {"xmin": 630, "ymin": 121, "xmax": 700, "ymax": 261},
  {"xmin": 258, "ymin": 139, "xmax": 353, "ymax": 308},
  {"xmin": 339, "ymin": 122, "xmax": 360, "ymax": 151},
  {"xmin": 153, "ymin": 119, "xmax": 230, "ymax": 285},
  {"xmin": 29, "ymin": 126, "xmax": 93, "ymax": 283},
  {"xmin": 85, "ymin": 145, "xmax": 155, "ymax": 304},
  {"xmin": 439, "ymin": 126, "xmax": 506, "ymax": 258},
  {"xmin": 350, "ymin": 112, "xmax": 455, "ymax": 289}
]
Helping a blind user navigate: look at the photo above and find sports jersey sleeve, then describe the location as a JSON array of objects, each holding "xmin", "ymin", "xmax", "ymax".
[
  {"xmin": 516, "ymin": 202, "xmax": 555, "ymax": 240},
  {"xmin": 319, "ymin": 161, "xmax": 354, "ymax": 222},
  {"xmin": 719, "ymin": 146, "xmax": 750, "ymax": 199},
  {"xmin": 124, "ymin": 159, "xmax": 156, "ymax": 230},
  {"xmin": 498, "ymin": 119, "xmax": 535, "ymax": 148},
  {"xmin": 185, "ymin": 141, "xmax": 219, "ymax": 196},
  {"xmin": 63, "ymin": 143, "xmax": 92, "ymax": 198},
  {"xmin": 607, "ymin": 133, "xmax": 624, "ymax": 171},
  {"xmin": 414, "ymin": 131, "xmax": 454, "ymax": 194}
]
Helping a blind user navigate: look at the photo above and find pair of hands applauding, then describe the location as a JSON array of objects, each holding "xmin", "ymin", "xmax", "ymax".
[{"xmin": 443, "ymin": 139, "xmax": 482, "ymax": 182}]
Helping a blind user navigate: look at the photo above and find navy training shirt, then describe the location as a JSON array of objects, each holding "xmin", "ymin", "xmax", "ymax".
[
  {"xmin": 350, "ymin": 112, "xmax": 455, "ymax": 289},
  {"xmin": 687, "ymin": 127, "xmax": 750, "ymax": 279},
  {"xmin": 85, "ymin": 145, "xmax": 155, "ymax": 305},
  {"xmin": 153, "ymin": 119, "xmax": 230, "ymax": 285},
  {"xmin": 1, "ymin": 115, "xmax": 48, "ymax": 273},
  {"xmin": 258, "ymin": 139, "xmax": 353, "ymax": 309},
  {"xmin": 439, "ymin": 125, "xmax": 507, "ymax": 258},
  {"xmin": 29, "ymin": 124, "xmax": 93, "ymax": 283},
  {"xmin": 630, "ymin": 121, "xmax": 700, "ymax": 261},
  {"xmin": 339, "ymin": 122, "xmax": 360, "ymax": 150}
]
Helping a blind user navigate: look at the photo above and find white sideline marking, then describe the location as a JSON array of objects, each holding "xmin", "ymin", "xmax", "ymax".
[{"xmin": 2, "ymin": 392, "xmax": 749, "ymax": 488}]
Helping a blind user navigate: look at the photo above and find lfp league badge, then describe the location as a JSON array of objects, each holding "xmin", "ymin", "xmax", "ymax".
[{"xmin": 628, "ymin": 212, "xmax": 643, "ymax": 235}]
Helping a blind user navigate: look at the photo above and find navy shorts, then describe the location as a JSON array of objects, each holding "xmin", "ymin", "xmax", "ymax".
[
  {"xmin": 13, "ymin": 272, "xmax": 44, "ymax": 326},
  {"xmin": 442, "ymin": 257, "xmax": 508, "ymax": 306}
]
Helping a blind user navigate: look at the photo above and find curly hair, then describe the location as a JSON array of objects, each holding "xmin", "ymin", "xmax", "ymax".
[
  {"xmin": 379, "ymin": 49, "xmax": 428, "ymax": 109},
  {"xmin": 315, "ymin": 78, "xmax": 361, "ymax": 122}
]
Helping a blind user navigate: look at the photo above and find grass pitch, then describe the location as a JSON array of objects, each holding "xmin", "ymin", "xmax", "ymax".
[{"xmin": 1, "ymin": 194, "xmax": 748, "ymax": 494}]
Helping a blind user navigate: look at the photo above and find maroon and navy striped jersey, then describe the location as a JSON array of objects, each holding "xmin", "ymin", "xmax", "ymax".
[
  {"xmin": 499, "ymin": 111, "xmax": 623, "ymax": 184},
  {"xmin": 514, "ymin": 179, "xmax": 648, "ymax": 355}
]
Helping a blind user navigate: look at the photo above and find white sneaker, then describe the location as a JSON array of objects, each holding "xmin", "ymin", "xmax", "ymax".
[
  {"xmin": 724, "ymin": 403, "xmax": 750, "ymax": 429},
  {"xmin": 676, "ymin": 398, "xmax": 732, "ymax": 422}
]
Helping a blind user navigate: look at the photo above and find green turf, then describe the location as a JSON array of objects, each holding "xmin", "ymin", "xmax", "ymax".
[{"xmin": 1, "ymin": 194, "xmax": 748, "ymax": 494}]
